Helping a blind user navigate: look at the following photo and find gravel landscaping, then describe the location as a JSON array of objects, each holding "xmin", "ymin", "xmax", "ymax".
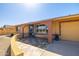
[
  {"xmin": 19, "ymin": 37, "xmax": 79, "ymax": 56},
  {"xmin": 19, "ymin": 37, "xmax": 49, "ymax": 49}
]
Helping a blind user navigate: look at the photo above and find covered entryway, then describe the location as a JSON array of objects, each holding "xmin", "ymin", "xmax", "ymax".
[
  {"xmin": 29, "ymin": 24, "xmax": 34, "ymax": 37},
  {"xmin": 61, "ymin": 21, "xmax": 79, "ymax": 41}
]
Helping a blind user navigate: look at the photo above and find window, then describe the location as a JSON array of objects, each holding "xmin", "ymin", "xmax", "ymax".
[{"xmin": 36, "ymin": 24, "xmax": 48, "ymax": 34}]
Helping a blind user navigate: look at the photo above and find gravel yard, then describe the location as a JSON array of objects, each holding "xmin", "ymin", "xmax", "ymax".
[{"xmin": 19, "ymin": 37, "xmax": 79, "ymax": 56}]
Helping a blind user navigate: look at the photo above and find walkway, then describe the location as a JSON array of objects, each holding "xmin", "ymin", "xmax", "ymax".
[{"xmin": 47, "ymin": 40, "xmax": 79, "ymax": 56}]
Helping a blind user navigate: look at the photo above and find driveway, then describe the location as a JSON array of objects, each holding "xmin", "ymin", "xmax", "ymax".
[{"xmin": 0, "ymin": 36, "xmax": 11, "ymax": 56}]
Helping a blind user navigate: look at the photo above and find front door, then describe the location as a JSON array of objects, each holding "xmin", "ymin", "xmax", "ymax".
[{"xmin": 29, "ymin": 24, "xmax": 34, "ymax": 37}]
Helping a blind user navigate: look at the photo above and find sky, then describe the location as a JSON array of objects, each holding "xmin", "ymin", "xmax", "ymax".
[{"xmin": 0, "ymin": 3, "xmax": 79, "ymax": 27}]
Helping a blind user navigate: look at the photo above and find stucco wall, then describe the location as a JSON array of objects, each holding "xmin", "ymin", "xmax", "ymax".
[
  {"xmin": 52, "ymin": 16, "xmax": 79, "ymax": 42},
  {"xmin": 23, "ymin": 25, "xmax": 29, "ymax": 33},
  {"xmin": 52, "ymin": 21, "xmax": 60, "ymax": 35}
]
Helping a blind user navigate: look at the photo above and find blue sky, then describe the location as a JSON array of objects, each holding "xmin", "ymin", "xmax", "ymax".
[{"xmin": 0, "ymin": 3, "xmax": 79, "ymax": 27}]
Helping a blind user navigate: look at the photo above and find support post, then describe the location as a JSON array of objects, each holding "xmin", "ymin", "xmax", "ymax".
[
  {"xmin": 22, "ymin": 25, "xmax": 25, "ymax": 38},
  {"xmin": 47, "ymin": 21, "xmax": 52, "ymax": 43}
]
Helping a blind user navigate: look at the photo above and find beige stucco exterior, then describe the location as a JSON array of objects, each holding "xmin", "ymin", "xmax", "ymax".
[
  {"xmin": 51, "ymin": 14, "xmax": 79, "ymax": 42},
  {"xmin": 0, "ymin": 14, "xmax": 79, "ymax": 42},
  {"xmin": 52, "ymin": 22, "xmax": 60, "ymax": 35},
  {"xmin": 23, "ymin": 25, "xmax": 29, "ymax": 33}
]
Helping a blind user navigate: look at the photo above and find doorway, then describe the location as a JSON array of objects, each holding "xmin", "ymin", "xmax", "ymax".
[{"xmin": 29, "ymin": 24, "xmax": 34, "ymax": 37}]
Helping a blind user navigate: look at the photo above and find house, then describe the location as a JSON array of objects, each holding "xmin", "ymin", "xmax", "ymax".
[{"xmin": 0, "ymin": 14, "xmax": 79, "ymax": 43}]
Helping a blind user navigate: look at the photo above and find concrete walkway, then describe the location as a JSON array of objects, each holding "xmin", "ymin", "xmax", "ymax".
[
  {"xmin": 46, "ymin": 40, "xmax": 79, "ymax": 56},
  {"xmin": 0, "ymin": 36, "xmax": 10, "ymax": 56}
]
